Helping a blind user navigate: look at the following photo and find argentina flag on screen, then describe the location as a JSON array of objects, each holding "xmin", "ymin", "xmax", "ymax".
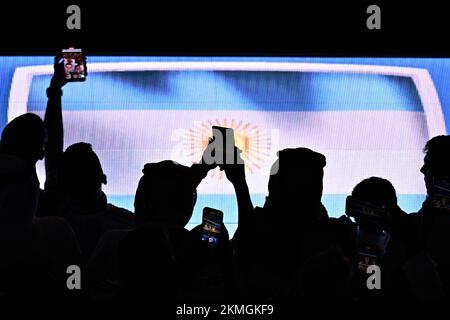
[{"xmin": 8, "ymin": 59, "xmax": 446, "ymax": 234}]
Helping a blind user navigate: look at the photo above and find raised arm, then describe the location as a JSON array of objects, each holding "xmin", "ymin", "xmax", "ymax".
[
  {"xmin": 44, "ymin": 56, "xmax": 66, "ymax": 191},
  {"xmin": 223, "ymin": 148, "xmax": 255, "ymax": 240},
  {"xmin": 190, "ymin": 137, "xmax": 218, "ymax": 188}
]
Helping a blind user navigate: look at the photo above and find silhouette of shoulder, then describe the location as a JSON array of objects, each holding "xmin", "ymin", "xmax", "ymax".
[{"xmin": 32, "ymin": 216, "xmax": 81, "ymax": 262}]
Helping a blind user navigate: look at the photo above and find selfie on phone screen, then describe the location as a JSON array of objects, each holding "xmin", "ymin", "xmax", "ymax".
[{"xmin": 62, "ymin": 48, "xmax": 86, "ymax": 81}]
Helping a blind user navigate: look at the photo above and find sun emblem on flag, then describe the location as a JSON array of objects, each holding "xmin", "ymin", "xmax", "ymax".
[{"xmin": 183, "ymin": 119, "xmax": 272, "ymax": 178}]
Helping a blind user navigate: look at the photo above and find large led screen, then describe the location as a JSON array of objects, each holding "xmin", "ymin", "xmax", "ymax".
[{"xmin": 1, "ymin": 57, "xmax": 449, "ymax": 235}]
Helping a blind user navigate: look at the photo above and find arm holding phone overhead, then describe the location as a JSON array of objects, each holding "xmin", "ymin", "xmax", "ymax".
[
  {"xmin": 190, "ymin": 137, "xmax": 218, "ymax": 188},
  {"xmin": 192, "ymin": 127, "xmax": 255, "ymax": 238},
  {"xmin": 44, "ymin": 49, "xmax": 87, "ymax": 192},
  {"xmin": 44, "ymin": 55, "xmax": 67, "ymax": 192},
  {"xmin": 220, "ymin": 142, "xmax": 255, "ymax": 245}
]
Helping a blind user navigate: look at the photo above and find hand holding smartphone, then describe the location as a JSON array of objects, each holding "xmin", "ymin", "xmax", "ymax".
[{"xmin": 201, "ymin": 207, "xmax": 223, "ymax": 245}]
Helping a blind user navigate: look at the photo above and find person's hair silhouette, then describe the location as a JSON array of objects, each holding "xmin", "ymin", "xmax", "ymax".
[
  {"xmin": 58, "ymin": 142, "xmax": 107, "ymax": 202},
  {"xmin": 350, "ymin": 177, "xmax": 398, "ymax": 235},
  {"xmin": 265, "ymin": 147, "xmax": 328, "ymax": 222},
  {"xmin": 352, "ymin": 177, "xmax": 397, "ymax": 207},
  {"xmin": 0, "ymin": 113, "xmax": 45, "ymax": 164},
  {"xmin": 134, "ymin": 160, "xmax": 196, "ymax": 228}
]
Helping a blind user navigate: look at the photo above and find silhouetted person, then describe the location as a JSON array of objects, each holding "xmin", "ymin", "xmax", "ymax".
[
  {"xmin": 87, "ymin": 137, "xmax": 217, "ymax": 299},
  {"xmin": 188, "ymin": 222, "xmax": 235, "ymax": 300},
  {"xmin": 40, "ymin": 56, "xmax": 134, "ymax": 261},
  {"xmin": 347, "ymin": 177, "xmax": 444, "ymax": 300},
  {"xmin": 232, "ymin": 147, "xmax": 329, "ymax": 299},
  {"xmin": 414, "ymin": 135, "xmax": 450, "ymax": 297},
  {"xmin": 0, "ymin": 113, "xmax": 46, "ymax": 209},
  {"xmin": 134, "ymin": 161, "xmax": 197, "ymax": 227},
  {"xmin": 87, "ymin": 160, "xmax": 196, "ymax": 299},
  {"xmin": 129, "ymin": 161, "xmax": 200, "ymax": 297},
  {"xmin": 0, "ymin": 154, "xmax": 82, "ymax": 299}
]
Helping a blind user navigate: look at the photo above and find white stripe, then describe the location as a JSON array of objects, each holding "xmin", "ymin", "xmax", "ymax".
[{"xmin": 34, "ymin": 109, "xmax": 428, "ymax": 195}]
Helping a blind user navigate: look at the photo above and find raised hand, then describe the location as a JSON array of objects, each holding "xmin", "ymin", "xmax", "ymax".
[
  {"xmin": 223, "ymin": 147, "xmax": 246, "ymax": 187},
  {"xmin": 49, "ymin": 55, "xmax": 68, "ymax": 89}
]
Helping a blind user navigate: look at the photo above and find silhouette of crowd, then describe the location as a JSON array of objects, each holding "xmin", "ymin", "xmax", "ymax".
[{"xmin": 1, "ymin": 56, "xmax": 450, "ymax": 300}]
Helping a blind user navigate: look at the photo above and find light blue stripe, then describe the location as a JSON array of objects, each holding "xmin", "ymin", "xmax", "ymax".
[
  {"xmin": 108, "ymin": 194, "xmax": 426, "ymax": 236},
  {"xmin": 27, "ymin": 71, "xmax": 423, "ymax": 112}
]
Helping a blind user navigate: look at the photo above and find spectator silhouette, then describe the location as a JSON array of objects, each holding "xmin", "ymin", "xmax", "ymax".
[
  {"xmin": 87, "ymin": 136, "xmax": 216, "ymax": 299},
  {"xmin": 0, "ymin": 113, "xmax": 46, "ymax": 208},
  {"xmin": 233, "ymin": 147, "xmax": 329, "ymax": 299},
  {"xmin": 414, "ymin": 135, "xmax": 450, "ymax": 297},
  {"xmin": 134, "ymin": 161, "xmax": 197, "ymax": 228},
  {"xmin": 0, "ymin": 154, "xmax": 82, "ymax": 298},
  {"xmin": 188, "ymin": 222, "xmax": 235, "ymax": 300},
  {"xmin": 118, "ymin": 157, "xmax": 216, "ymax": 299},
  {"xmin": 346, "ymin": 177, "xmax": 404, "ymax": 299},
  {"xmin": 40, "ymin": 56, "xmax": 134, "ymax": 261},
  {"xmin": 348, "ymin": 177, "xmax": 444, "ymax": 300}
]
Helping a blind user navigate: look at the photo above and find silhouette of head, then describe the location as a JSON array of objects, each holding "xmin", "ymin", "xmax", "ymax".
[
  {"xmin": 351, "ymin": 177, "xmax": 397, "ymax": 231},
  {"xmin": 58, "ymin": 142, "xmax": 107, "ymax": 201},
  {"xmin": 421, "ymin": 135, "xmax": 450, "ymax": 195},
  {"xmin": 352, "ymin": 177, "xmax": 397, "ymax": 208},
  {"xmin": 267, "ymin": 148, "xmax": 326, "ymax": 207},
  {"xmin": 134, "ymin": 160, "xmax": 196, "ymax": 228},
  {"xmin": 0, "ymin": 154, "xmax": 40, "ymax": 226},
  {"xmin": 0, "ymin": 113, "xmax": 45, "ymax": 164}
]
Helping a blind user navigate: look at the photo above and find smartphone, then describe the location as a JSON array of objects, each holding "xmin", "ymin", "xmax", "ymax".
[
  {"xmin": 201, "ymin": 207, "xmax": 223, "ymax": 244},
  {"xmin": 62, "ymin": 48, "xmax": 87, "ymax": 82},
  {"xmin": 345, "ymin": 196, "xmax": 386, "ymax": 225},
  {"xmin": 212, "ymin": 126, "xmax": 235, "ymax": 165},
  {"xmin": 432, "ymin": 179, "xmax": 450, "ymax": 211},
  {"xmin": 357, "ymin": 245, "xmax": 379, "ymax": 273}
]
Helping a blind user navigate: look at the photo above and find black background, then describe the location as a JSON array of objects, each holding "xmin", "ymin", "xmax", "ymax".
[
  {"xmin": 0, "ymin": 1, "xmax": 448, "ymax": 315},
  {"xmin": 0, "ymin": 2, "xmax": 446, "ymax": 56}
]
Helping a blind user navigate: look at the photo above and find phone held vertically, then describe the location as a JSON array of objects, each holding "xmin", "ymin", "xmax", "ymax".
[
  {"xmin": 201, "ymin": 207, "xmax": 223, "ymax": 245},
  {"xmin": 345, "ymin": 196, "xmax": 390, "ymax": 272},
  {"xmin": 62, "ymin": 48, "xmax": 87, "ymax": 82},
  {"xmin": 212, "ymin": 126, "xmax": 235, "ymax": 166}
]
